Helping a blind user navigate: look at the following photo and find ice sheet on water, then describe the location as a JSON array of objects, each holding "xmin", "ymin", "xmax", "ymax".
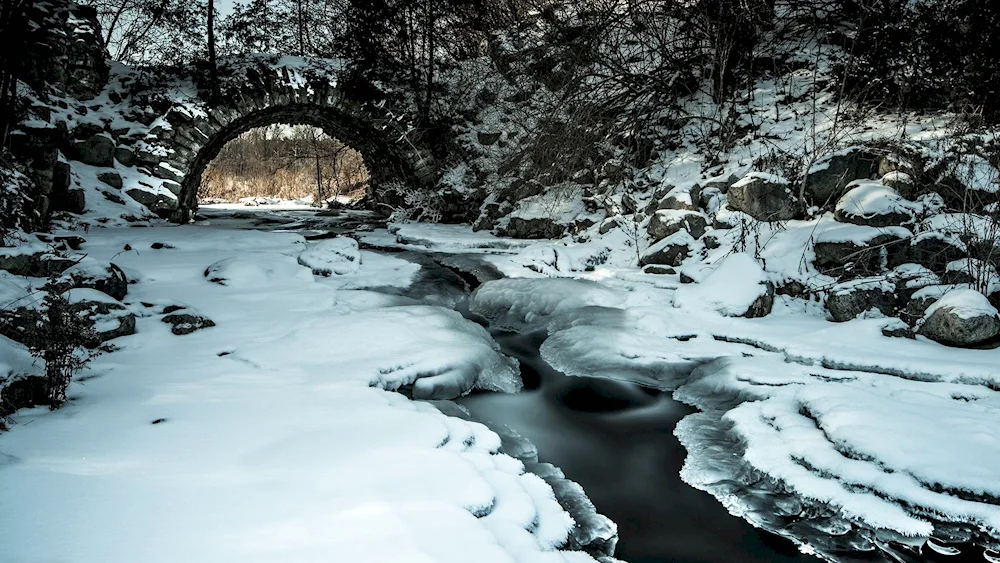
[
  {"xmin": 674, "ymin": 355, "xmax": 1000, "ymax": 549},
  {"xmin": 469, "ymin": 278, "xmax": 626, "ymax": 332},
  {"xmin": 531, "ymin": 302, "xmax": 767, "ymax": 388}
]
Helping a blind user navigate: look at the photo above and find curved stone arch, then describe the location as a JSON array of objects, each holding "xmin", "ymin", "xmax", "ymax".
[{"xmin": 132, "ymin": 57, "xmax": 436, "ymax": 221}]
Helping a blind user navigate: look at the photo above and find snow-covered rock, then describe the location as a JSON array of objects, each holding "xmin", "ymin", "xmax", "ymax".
[
  {"xmin": 204, "ymin": 255, "xmax": 313, "ymax": 286},
  {"xmin": 919, "ymin": 288, "xmax": 1000, "ymax": 347},
  {"xmin": 161, "ymin": 310, "xmax": 216, "ymax": 335},
  {"xmin": 804, "ymin": 148, "xmax": 877, "ymax": 204},
  {"xmin": 826, "ymin": 278, "xmax": 897, "ymax": 322},
  {"xmin": 64, "ymin": 287, "xmax": 137, "ymax": 345},
  {"xmin": 942, "ymin": 258, "xmax": 1000, "ymax": 287},
  {"xmin": 0, "ymin": 245, "xmax": 77, "ymax": 277},
  {"xmin": 813, "ymin": 224, "xmax": 911, "ymax": 277},
  {"xmin": 726, "ymin": 172, "xmax": 796, "ymax": 222},
  {"xmin": 881, "ymin": 170, "xmax": 916, "ymax": 198},
  {"xmin": 673, "ymin": 253, "xmax": 774, "ymax": 318},
  {"xmin": 297, "ymin": 237, "xmax": 362, "ymax": 276},
  {"xmin": 835, "ymin": 182, "xmax": 916, "ymax": 228},
  {"xmin": 908, "ymin": 231, "xmax": 968, "ymax": 273},
  {"xmin": 646, "ymin": 209, "xmax": 707, "ymax": 242},
  {"xmin": 639, "ymin": 231, "xmax": 695, "ymax": 267},
  {"xmin": 57, "ymin": 260, "xmax": 128, "ymax": 300},
  {"xmin": 654, "ymin": 184, "xmax": 697, "ymax": 211}
]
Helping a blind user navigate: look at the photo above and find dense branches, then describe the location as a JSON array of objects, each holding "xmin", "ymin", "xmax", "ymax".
[{"xmin": 0, "ymin": 0, "xmax": 30, "ymax": 149}]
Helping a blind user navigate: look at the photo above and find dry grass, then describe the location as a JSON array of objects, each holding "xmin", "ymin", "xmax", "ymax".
[{"xmin": 200, "ymin": 125, "xmax": 369, "ymax": 204}]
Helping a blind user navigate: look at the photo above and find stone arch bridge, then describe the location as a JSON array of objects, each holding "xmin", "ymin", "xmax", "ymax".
[
  {"xmin": 131, "ymin": 57, "xmax": 438, "ymax": 221},
  {"xmin": 11, "ymin": 3, "xmax": 440, "ymax": 223}
]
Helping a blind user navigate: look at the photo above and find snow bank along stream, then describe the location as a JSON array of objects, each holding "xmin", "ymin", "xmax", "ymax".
[{"xmin": 4, "ymin": 207, "xmax": 999, "ymax": 563}]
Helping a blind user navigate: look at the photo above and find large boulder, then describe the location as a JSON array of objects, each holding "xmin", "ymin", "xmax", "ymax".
[
  {"xmin": 647, "ymin": 209, "xmax": 708, "ymax": 242},
  {"xmin": 826, "ymin": 278, "xmax": 897, "ymax": 322},
  {"xmin": 918, "ymin": 288, "xmax": 1000, "ymax": 347},
  {"xmin": 813, "ymin": 225, "xmax": 911, "ymax": 278},
  {"xmin": 727, "ymin": 173, "xmax": 796, "ymax": 221},
  {"xmin": 640, "ymin": 232, "xmax": 695, "ymax": 267},
  {"xmin": 834, "ymin": 182, "xmax": 916, "ymax": 227},
  {"xmin": 52, "ymin": 187, "xmax": 87, "ymax": 214},
  {"xmin": 501, "ymin": 217, "xmax": 568, "ymax": 239},
  {"xmin": 67, "ymin": 134, "xmax": 115, "ymax": 167},
  {"xmin": 126, "ymin": 187, "xmax": 179, "ymax": 216},
  {"xmin": 805, "ymin": 148, "xmax": 878, "ymax": 205},
  {"xmin": 908, "ymin": 232, "xmax": 968, "ymax": 273}
]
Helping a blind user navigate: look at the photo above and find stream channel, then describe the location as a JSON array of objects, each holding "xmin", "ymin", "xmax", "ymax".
[{"xmin": 210, "ymin": 207, "xmax": 988, "ymax": 563}]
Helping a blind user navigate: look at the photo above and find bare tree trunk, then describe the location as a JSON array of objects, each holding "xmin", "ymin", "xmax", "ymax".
[
  {"xmin": 207, "ymin": 0, "xmax": 220, "ymax": 102},
  {"xmin": 423, "ymin": 0, "xmax": 435, "ymax": 121},
  {"xmin": 297, "ymin": 0, "xmax": 305, "ymax": 55},
  {"xmin": 311, "ymin": 130, "xmax": 324, "ymax": 204}
]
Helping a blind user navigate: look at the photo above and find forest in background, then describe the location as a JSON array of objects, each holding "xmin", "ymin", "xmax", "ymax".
[{"xmin": 199, "ymin": 125, "xmax": 369, "ymax": 204}]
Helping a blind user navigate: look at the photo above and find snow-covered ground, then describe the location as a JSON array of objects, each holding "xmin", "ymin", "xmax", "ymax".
[
  {"xmin": 4, "ymin": 214, "xmax": 1000, "ymax": 561},
  {"xmin": 0, "ymin": 219, "xmax": 609, "ymax": 563}
]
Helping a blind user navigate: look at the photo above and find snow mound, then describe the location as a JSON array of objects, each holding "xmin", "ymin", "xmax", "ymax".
[
  {"xmin": 469, "ymin": 278, "xmax": 626, "ymax": 332},
  {"xmin": 233, "ymin": 305, "xmax": 522, "ymax": 399},
  {"xmin": 836, "ymin": 182, "xmax": 916, "ymax": 224},
  {"xmin": 204, "ymin": 255, "xmax": 313, "ymax": 286},
  {"xmin": 673, "ymin": 253, "xmax": 771, "ymax": 317},
  {"xmin": 297, "ymin": 237, "xmax": 362, "ymax": 276}
]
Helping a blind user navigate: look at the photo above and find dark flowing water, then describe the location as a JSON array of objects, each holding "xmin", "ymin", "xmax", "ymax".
[{"xmin": 458, "ymin": 331, "xmax": 814, "ymax": 563}]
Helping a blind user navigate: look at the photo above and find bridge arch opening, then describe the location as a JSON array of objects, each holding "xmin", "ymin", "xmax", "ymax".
[
  {"xmin": 199, "ymin": 124, "xmax": 369, "ymax": 207},
  {"xmin": 173, "ymin": 103, "xmax": 424, "ymax": 221}
]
